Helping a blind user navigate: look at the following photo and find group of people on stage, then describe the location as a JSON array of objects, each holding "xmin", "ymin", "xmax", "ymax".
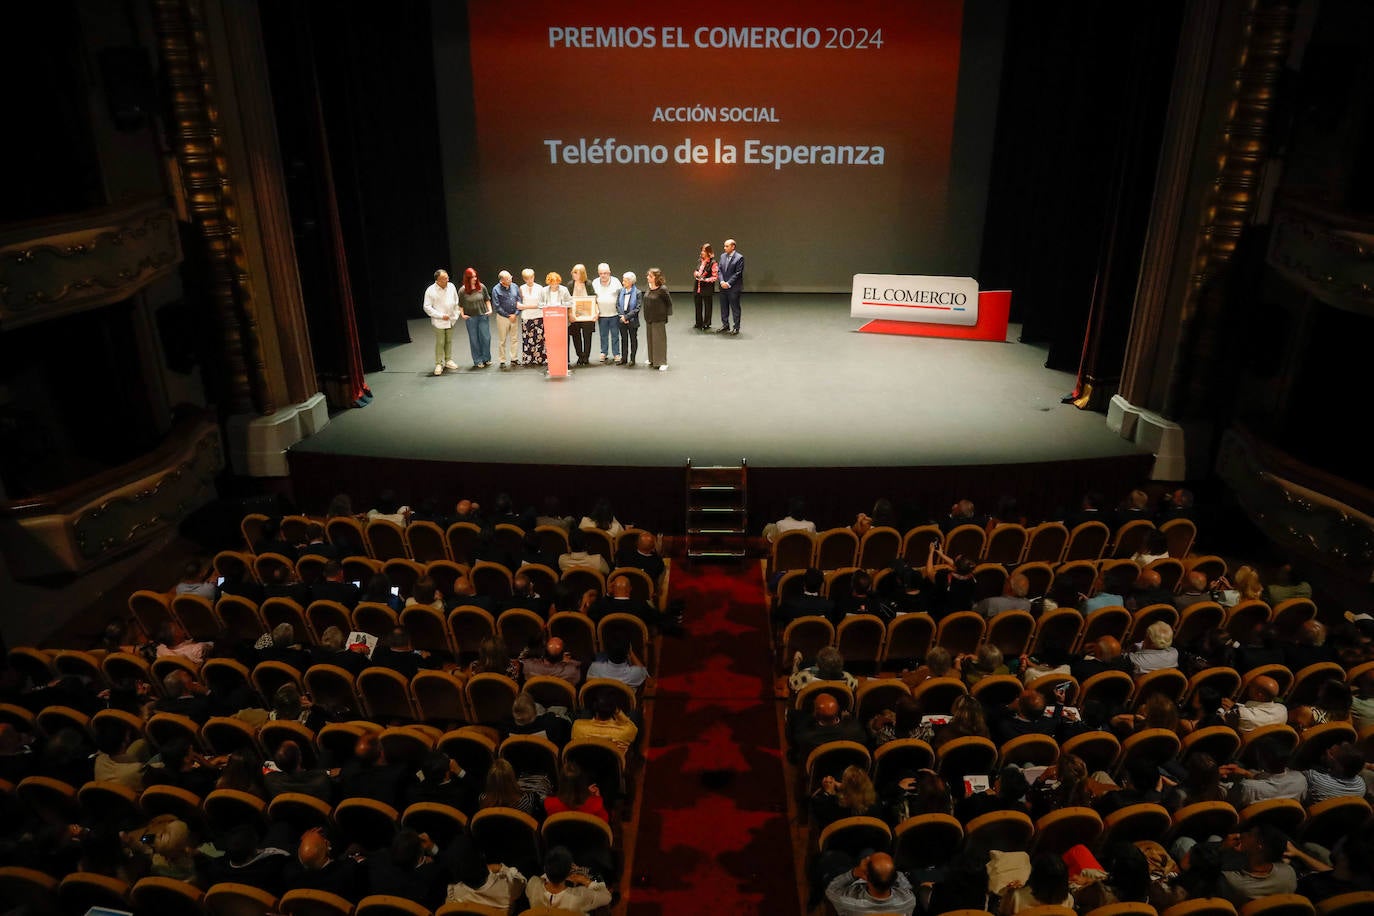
[{"xmin": 422, "ymin": 239, "xmax": 744, "ymax": 375}]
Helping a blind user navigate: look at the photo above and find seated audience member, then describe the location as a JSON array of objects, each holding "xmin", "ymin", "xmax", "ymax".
[
  {"xmin": 811, "ymin": 765, "xmax": 884, "ymax": 830},
  {"xmin": 1290, "ymin": 678, "xmax": 1353, "ymax": 731},
  {"xmin": 867, "ymin": 695, "xmax": 926, "ymax": 747},
  {"xmin": 469, "ymin": 635, "xmax": 522, "ymax": 681},
  {"xmin": 1352, "ymin": 667, "xmax": 1374, "ymax": 730},
  {"xmin": 586, "ymin": 637, "xmax": 650, "ymax": 690},
  {"xmin": 1284, "ymin": 619, "xmax": 1337, "ymax": 671},
  {"xmin": 958, "ymin": 644, "xmax": 1008, "ymax": 687},
  {"xmin": 405, "ymin": 576, "xmax": 445, "ymax": 613},
  {"xmin": 789, "ymin": 645, "xmax": 859, "ymax": 694},
  {"xmin": 447, "ymin": 860, "xmax": 527, "ymax": 911},
  {"xmin": 452, "ymin": 497, "xmax": 483, "ymax": 525},
  {"xmin": 207, "ymin": 823, "xmax": 290, "ymax": 896},
  {"xmin": 311, "ymin": 560, "xmax": 362, "ymax": 609},
  {"xmin": 1156, "ymin": 487, "xmax": 1196, "ymax": 523},
  {"xmin": 1116, "ymin": 488, "xmax": 1153, "ymax": 523},
  {"xmin": 254, "ymin": 516, "xmax": 299, "ymax": 560},
  {"xmin": 216, "ymin": 748, "xmax": 266, "ymax": 797},
  {"xmin": 505, "ymin": 570, "xmax": 553, "ymax": 618},
  {"xmin": 924, "ymin": 544, "xmax": 978, "ymax": 618},
  {"xmin": 774, "ymin": 567, "xmax": 834, "ymax": 625},
  {"xmin": 1163, "ymin": 752, "xmax": 1226, "ymax": 811},
  {"xmin": 478, "ymin": 758, "xmax": 544, "ymax": 817},
  {"xmin": 449, "ymin": 573, "xmax": 495, "ymax": 612},
  {"xmin": 764, "ymin": 496, "xmax": 817, "ymax": 542},
  {"xmin": 1072, "ymin": 636, "xmax": 1134, "ymax": 682},
  {"xmin": 571, "ymin": 695, "xmax": 639, "ymax": 755},
  {"xmin": 925, "ymin": 853, "xmax": 991, "ymax": 916},
  {"xmin": 366, "ymin": 491, "xmax": 411, "ymax": 527},
  {"xmin": 264, "ymin": 739, "xmax": 332, "ymax": 801},
  {"xmin": 360, "ymin": 572, "xmax": 404, "ymax": 612},
  {"xmin": 310, "ymin": 625, "xmax": 369, "ymax": 677},
  {"xmin": 91, "ymin": 717, "xmax": 148, "ymax": 790},
  {"xmin": 1127, "ymin": 621, "xmax": 1178, "ymax": 674},
  {"xmin": 143, "ymin": 737, "xmax": 221, "ymax": 797},
  {"xmin": 282, "ymin": 826, "xmax": 363, "ymax": 902},
  {"xmin": 153, "ymin": 621, "xmax": 215, "ymax": 666},
  {"xmin": 338, "ymin": 731, "xmax": 406, "ymax": 809},
  {"xmin": 153, "ymin": 669, "xmax": 215, "ymax": 723},
  {"xmin": 410, "ymin": 497, "xmax": 454, "ymax": 530},
  {"xmin": 1130, "ymin": 530, "xmax": 1171, "ymax": 569},
  {"xmin": 1126, "ymin": 566, "xmax": 1175, "ymax": 610},
  {"xmin": 1222, "ymin": 675, "xmax": 1287, "ymax": 733},
  {"xmin": 1000, "ymin": 852, "xmax": 1074, "ymax": 915},
  {"xmin": 508, "ymin": 692, "xmax": 572, "ymax": 747},
  {"xmin": 526, "ymin": 845, "xmax": 613, "ymax": 913},
  {"xmin": 1292, "ymin": 830, "xmax": 1374, "ymax": 901},
  {"xmin": 974, "ymin": 572, "xmax": 1032, "ymax": 618},
  {"xmin": 1028, "ymin": 753, "xmax": 1099, "ymax": 820},
  {"xmin": 258, "ymin": 622, "xmax": 312, "ymax": 672},
  {"xmin": 1096, "ymin": 756, "xmax": 1166, "ymax": 815},
  {"xmin": 368, "ymin": 829, "xmax": 447, "ymax": 911},
  {"xmin": 589, "ymin": 575, "xmax": 659, "ymax": 627},
  {"xmin": 1182, "ymin": 627, "xmax": 1238, "ymax": 677},
  {"xmin": 955, "ymin": 764, "xmax": 1030, "ymax": 823},
  {"xmin": 558, "ymin": 528, "xmax": 610, "ymax": 575},
  {"xmin": 931, "ymin": 692, "xmax": 992, "ymax": 749},
  {"xmin": 488, "ymin": 492, "xmax": 533, "ymax": 529},
  {"xmin": 614, "ymin": 530, "xmax": 665, "ymax": 583},
  {"xmin": 882, "ymin": 768, "xmax": 953, "ymax": 823},
  {"xmin": 989, "ymin": 689, "xmax": 1062, "ymax": 745},
  {"xmin": 790, "ymin": 692, "xmax": 866, "ymax": 759},
  {"xmin": 534, "ymin": 496, "xmax": 571, "ymax": 532},
  {"xmin": 880, "ymin": 560, "xmax": 930, "ymax": 616},
  {"xmin": 173, "ymin": 559, "xmax": 217, "ymax": 599},
  {"xmin": 1264, "ymin": 562, "xmax": 1312, "ymax": 605},
  {"xmin": 1080, "ymin": 567, "xmax": 1130, "ymax": 615},
  {"xmin": 832, "ymin": 570, "xmax": 876, "ymax": 621},
  {"xmin": 543, "ymin": 760, "xmax": 609, "ymax": 822},
  {"xmin": 1112, "ymin": 692, "xmax": 1182, "ymax": 737},
  {"xmin": 372, "ymin": 627, "xmax": 440, "ymax": 680},
  {"xmin": 939, "ymin": 498, "xmax": 988, "ymax": 534},
  {"xmin": 406, "ymin": 749, "xmax": 476, "ymax": 814},
  {"xmin": 263, "ymin": 564, "xmax": 311, "ymax": 606},
  {"xmin": 1074, "ymin": 844, "xmax": 1153, "ymax": 911},
  {"xmin": 298, "ymin": 521, "xmax": 338, "ymax": 562},
  {"xmin": 521, "ymin": 636, "xmax": 582, "ymax": 685},
  {"xmin": 1063, "ymin": 491, "xmax": 1108, "ymax": 530},
  {"xmin": 1222, "ymin": 737, "xmax": 1307, "ymax": 806},
  {"xmin": 1172, "ymin": 571, "xmax": 1211, "ymax": 612},
  {"xmin": 270, "ymin": 683, "xmax": 327, "ymax": 731},
  {"xmin": 579, "ymin": 497, "xmax": 625, "ymax": 538},
  {"xmin": 1220, "ymin": 824, "xmax": 1297, "ymax": 905},
  {"xmin": 1234, "ymin": 624, "xmax": 1285, "ymax": 673},
  {"xmin": 900, "ymin": 645, "xmax": 953, "ymax": 689},
  {"xmin": 1302, "ymin": 741, "xmax": 1368, "ymax": 804},
  {"xmin": 825, "ymin": 852, "xmax": 916, "ymax": 916},
  {"xmin": 220, "ymin": 561, "xmax": 266, "ymax": 605},
  {"xmin": 520, "ymin": 530, "xmax": 562, "ymax": 573}
]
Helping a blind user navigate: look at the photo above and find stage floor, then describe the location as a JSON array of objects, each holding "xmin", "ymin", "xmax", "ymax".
[{"xmin": 293, "ymin": 295, "xmax": 1143, "ymax": 469}]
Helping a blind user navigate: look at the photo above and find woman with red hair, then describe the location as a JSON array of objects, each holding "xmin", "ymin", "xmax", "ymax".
[{"xmin": 458, "ymin": 267, "xmax": 493, "ymax": 368}]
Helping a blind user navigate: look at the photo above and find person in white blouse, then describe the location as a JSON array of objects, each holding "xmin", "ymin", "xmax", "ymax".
[
  {"xmin": 540, "ymin": 271, "xmax": 573, "ymax": 372},
  {"xmin": 518, "ymin": 268, "xmax": 544, "ymax": 366},
  {"xmin": 592, "ymin": 262, "xmax": 621, "ymax": 364}
]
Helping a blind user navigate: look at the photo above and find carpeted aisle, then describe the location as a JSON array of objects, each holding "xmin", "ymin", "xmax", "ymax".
[{"xmin": 627, "ymin": 562, "xmax": 799, "ymax": 914}]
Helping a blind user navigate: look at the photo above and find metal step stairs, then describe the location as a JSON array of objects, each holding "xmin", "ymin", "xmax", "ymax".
[{"xmin": 684, "ymin": 458, "xmax": 748, "ymax": 561}]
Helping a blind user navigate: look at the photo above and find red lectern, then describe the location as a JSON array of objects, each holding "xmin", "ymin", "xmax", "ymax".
[{"xmin": 542, "ymin": 305, "xmax": 569, "ymax": 378}]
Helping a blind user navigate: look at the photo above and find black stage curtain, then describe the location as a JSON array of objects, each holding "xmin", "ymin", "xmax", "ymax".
[
  {"xmin": 259, "ymin": 0, "xmax": 449, "ymax": 368},
  {"xmin": 978, "ymin": 3, "xmax": 1183, "ymax": 376}
]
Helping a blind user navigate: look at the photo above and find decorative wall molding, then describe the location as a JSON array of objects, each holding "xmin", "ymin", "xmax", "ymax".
[
  {"xmin": 1267, "ymin": 206, "xmax": 1374, "ymax": 316},
  {"xmin": 0, "ymin": 198, "xmax": 182, "ymax": 329},
  {"xmin": 1216, "ymin": 426, "xmax": 1374, "ymax": 584},
  {"xmin": 0, "ymin": 415, "xmax": 223, "ymax": 578}
]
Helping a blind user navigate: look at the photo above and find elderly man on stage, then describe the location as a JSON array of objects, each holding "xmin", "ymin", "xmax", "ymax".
[{"xmin": 422, "ymin": 269, "xmax": 460, "ymax": 376}]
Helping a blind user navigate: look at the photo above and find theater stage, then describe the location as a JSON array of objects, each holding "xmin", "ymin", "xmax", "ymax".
[{"xmin": 288, "ymin": 295, "xmax": 1152, "ymax": 530}]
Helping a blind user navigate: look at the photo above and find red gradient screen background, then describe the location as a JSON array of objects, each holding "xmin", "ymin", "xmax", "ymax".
[{"xmin": 461, "ymin": 1, "xmax": 965, "ymax": 293}]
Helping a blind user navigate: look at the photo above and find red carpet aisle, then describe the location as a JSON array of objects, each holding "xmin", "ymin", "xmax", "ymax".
[{"xmin": 626, "ymin": 563, "xmax": 799, "ymax": 915}]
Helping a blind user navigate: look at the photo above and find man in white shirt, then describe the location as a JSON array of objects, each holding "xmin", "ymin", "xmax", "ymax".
[
  {"xmin": 422, "ymin": 269, "xmax": 460, "ymax": 376},
  {"xmin": 592, "ymin": 262, "xmax": 621, "ymax": 364},
  {"xmin": 525, "ymin": 846, "xmax": 611, "ymax": 913},
  {"xmin": 764, "ymin": 497, "xmax": 817, "ymax": 543},
  {"xmin": 1223, "ymin": 675, "xmax": 1287, "ymax": 733}
]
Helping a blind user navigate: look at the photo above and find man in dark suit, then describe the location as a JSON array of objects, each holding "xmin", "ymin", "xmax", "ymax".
[
  {"xmin": 1071, "ymin": 637, "xmax": 1134, "ymax": 682},
  {"xmin": 311, "ymin": 560, "xmax": 362, "ymax": 609},
  {"xmin": 615, "ymin": 531, "xmax": 665, "ymax": 583},
  {"xmin": 337, "ymin": 732, "xmax": 407, "ymax": 809},
  {"xmin": 774, "ymin": 567, "xmax": 834, "ymax": 625},
  {"xmin": 717, "ymin": 237, "xmax": 744, "ymax": 334},
  {"xmin": 254, "ymin": 517, "xmax": 299, "ymax": 560},
  {"xmin": 589, "ymin": 576, "xmax": 659, "ymax": 628},
  {"xmin": 264, "ymin": 565, "xmax": 311, "ymax": 606},
  {"xmin": 366, "ymin": 829, "xmax": 448, "ymax": 910},
  {"xmin": 282, "ymin": 827, "xmax": 364, "ymax": 902},
  {"xmin": 371, "ymin": 628, "xmax": 440, "ymax": 680}
]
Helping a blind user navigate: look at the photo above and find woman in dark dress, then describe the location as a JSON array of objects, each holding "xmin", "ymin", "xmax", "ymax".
[{"xmin": 643, "ymin": 267, "xmax": 673, "ymax": 370}]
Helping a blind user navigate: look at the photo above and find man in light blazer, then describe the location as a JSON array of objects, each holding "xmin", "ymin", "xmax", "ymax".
[
  {"xmin": 717, "ymin": 237, "xmax": 744, "ymax": 334},
  {"xmin": 617, "ymin": 271, "xmax": 642, "ymax": 367}
]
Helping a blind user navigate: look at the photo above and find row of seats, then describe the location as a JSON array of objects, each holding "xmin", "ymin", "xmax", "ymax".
[
  {"xmin": 0, "ymin": 867, "xmax": 594, "ymax": 916},
  {"xmin": 768, "ymin": 517, "xmax": 1198, "ymax": 575},
  {"xmin": 243, "ymin": 510, "xmax": 646, "ymax": 570}
]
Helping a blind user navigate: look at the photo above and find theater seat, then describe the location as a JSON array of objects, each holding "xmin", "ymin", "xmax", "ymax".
[
  {"xmin": 279, "ymin": 888, "xmax": 356, "ymax": 916},
  {"xmin": 356, "ymin": 896, "xmax": 433, "ymax": 916},
  {"xmin": 205, "ymin": 882, "xmax": 279, "ymax": 916},
  {"xmin": 894, "ymin": 813, "xmax": 963, "ymax": 870},
  {"xmin": 1032, "ymin": 807, "xmax": 1103, "ymax": 856},
  {"xmin": 1162, "ymin": 901, "xmax": 1237, "ymax": 916},
  {"xmin": 1237, "ymin": 896, "xmax": 1315, "ymax": 916}
]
